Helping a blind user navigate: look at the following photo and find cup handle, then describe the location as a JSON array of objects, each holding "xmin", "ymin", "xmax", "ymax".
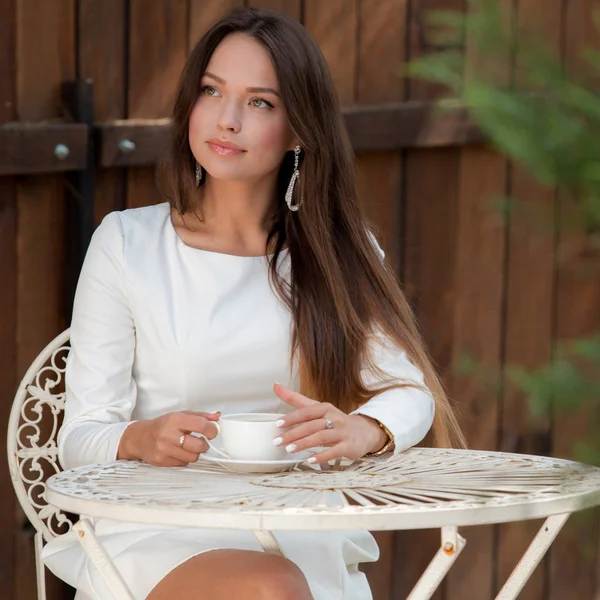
[{"xmin": 204, "ymin": 422, "xmax": 229, "ymax": 458}]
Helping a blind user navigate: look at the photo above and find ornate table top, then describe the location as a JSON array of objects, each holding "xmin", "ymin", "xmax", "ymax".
[{"xmin": 46, "ymin": 448, "xmax": 600, "ymax": 532}]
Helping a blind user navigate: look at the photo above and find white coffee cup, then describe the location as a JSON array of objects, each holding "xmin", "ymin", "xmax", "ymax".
[{"xmin": 206, "ymin": 413, "xmax": 289, "ymax": 461}]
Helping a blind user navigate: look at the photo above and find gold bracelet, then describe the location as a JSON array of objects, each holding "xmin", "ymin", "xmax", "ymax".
[{"xmin": 365, "ymin": 420, "xmax": 395, "ymax": 457}]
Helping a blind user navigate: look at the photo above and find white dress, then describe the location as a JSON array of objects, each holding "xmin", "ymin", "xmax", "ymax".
[{"xmin": 41, "ymin": 203, "xmax": 435, "ymax": 600}]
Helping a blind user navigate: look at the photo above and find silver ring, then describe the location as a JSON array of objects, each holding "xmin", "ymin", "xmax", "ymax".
[
  {"xmin": 178, "ymin": 434, "xmax": 186, "ymax": 449},
  {"xmin": 324, "ymin": 418, "xmax": 334, "ymax": 430}
]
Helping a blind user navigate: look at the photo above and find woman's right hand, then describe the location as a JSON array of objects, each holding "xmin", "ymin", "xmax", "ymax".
[{"xmin": 117, "ymin": 410, "xmax": 220, "ymax": 467}]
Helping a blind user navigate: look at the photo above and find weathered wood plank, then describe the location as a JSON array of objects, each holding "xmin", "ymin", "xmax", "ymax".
[
  {"xmin": 189, "ymin": 0, "xmax": 245, "ymax": 50},
  {"xmin": 247, "ymin": 0, "xmax": 301, "ymax": 19},
  {"xmin": 96, "ymin": 103, "xmax": 484, "ymax": 169},
  {"xmin": 303, "ymin": 0, "xmax": 358, "ymax": 106},
  {"xmin": 496, "ymin": 1, "xmax": 562, "ymax": 597},
  {"xmin": 15, "ymin": 2, "xmax": 74, "ymax": 598},
  {"xmin": 549, "ymin": 2, "xmax": 600, "ymax": 598},
  {"xmin": 444, "ymin": 1, "xmax": 512, "ymax": 597},
  {"xmin": 345, "ymin": 101, "xmax": 484, "ymax": 152},
  {"xmin": 127, "ymin": 0, "xmax": 188, "ymax": 209},
  {"xmin": 78, "ymin": 0, "xmax": 127, "ymax": 224},
  {"xmin": 398, "ymin": 0, "xmax": 465, "ymax": 596},
  {"xmin": 447, "ymin": 145, "xmax": 507, "ymax": 600},
  {"xmin": 355, "ymin": 2, "xmax": 407, "ymax": 597},
  {"xmin": 0, "ymin": 0, "xmax": 17, "ymax": 596}
]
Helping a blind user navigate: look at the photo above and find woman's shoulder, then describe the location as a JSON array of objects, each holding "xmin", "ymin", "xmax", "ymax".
[
  {"xmin": 103, "ymin": 202, "xmax": 169, "ymax": 231},
  {"xmin": 90, "ymin": 203, "xmax": 171, "ymax": 266},
  {"xmin": 96, "ymin": 202, "xmax": 170, "ymax": 243}
]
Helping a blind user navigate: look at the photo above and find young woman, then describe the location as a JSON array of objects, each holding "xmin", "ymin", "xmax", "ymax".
[{"xmin": 42, "ymin": 8, "xmax": 465, "ymax": 600}]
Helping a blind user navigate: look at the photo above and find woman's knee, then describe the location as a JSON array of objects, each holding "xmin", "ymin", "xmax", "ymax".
[
  {"xmin": 148, "ymin": 549, "xmax": 313, "ymax": 600},
  {"xmin": 246, "ymin": 553, "xmax": 312, "ymax": 600}
]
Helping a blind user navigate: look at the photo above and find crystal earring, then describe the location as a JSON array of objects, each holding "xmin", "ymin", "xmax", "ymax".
[
  {"xmin": 285, "ymin": 145, "xmax": 303, "ymax": 212},
  {"xmin": 195, "ymin": 161, "xmax": 203, "ymax": 187}
]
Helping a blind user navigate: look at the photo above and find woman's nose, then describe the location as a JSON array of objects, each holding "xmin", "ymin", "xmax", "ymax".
[{"xmin": 217, "ymin": 102, "xmax": 242, "ymax": 133}]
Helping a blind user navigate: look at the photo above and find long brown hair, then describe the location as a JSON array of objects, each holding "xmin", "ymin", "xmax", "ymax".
[{"xmin": 158, "ymin": 8, "xmax": 465, "ymax": 449}]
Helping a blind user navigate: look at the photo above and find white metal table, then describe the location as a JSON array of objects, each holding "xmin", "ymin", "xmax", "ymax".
[{"xmin": 46, "ymin": 448, "xmax": 600, "ymax": 600}]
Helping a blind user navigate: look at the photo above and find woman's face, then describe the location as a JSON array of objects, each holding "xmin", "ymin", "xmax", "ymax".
[{"xmin": 189, "ymin": 33, "xmax": 295, "ymax": 183}]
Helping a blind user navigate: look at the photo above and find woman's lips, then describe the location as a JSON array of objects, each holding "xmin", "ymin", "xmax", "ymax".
[{"xmin": 207, "ymin": 141, "xmax": 246, "ymax": 156}]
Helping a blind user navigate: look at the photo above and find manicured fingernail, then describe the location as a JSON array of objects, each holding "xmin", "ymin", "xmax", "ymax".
[
  {"xmin": 275, "ymin": 419, "xmax": 285, "ymax": 427},
  {"xmin": 285, "ymin": 444, "xmax": 297, "ymax": 453},
  {"xmin": 306, "ymin": 457, "xmax": 317, "ymax": 464},
  {"xmin": 272, "ymin": 437, "xmax": 283, "ymax": 446}
]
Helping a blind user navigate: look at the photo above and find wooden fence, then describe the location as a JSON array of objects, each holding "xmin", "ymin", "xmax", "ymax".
[{"xmin": 1, "ymin": 1, "xmax": 598, "ymax": 599}]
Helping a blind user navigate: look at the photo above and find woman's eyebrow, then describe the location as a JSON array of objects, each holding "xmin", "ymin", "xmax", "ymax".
[{"xmin": 204, "ymin": 71, "xmax": 281, "ymax": 97}]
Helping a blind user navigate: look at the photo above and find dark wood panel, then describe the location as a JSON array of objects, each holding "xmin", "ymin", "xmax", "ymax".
[
  {"xmin": 496, "ymin": 1, "xmax": 562, "ymax": 597},
  {"xmin": 447, "ymin": 145, "xmax": 508, "ymax": 599},
  {"xmin": 397, "ymin": 149, "xmax": 460, "ymax": 600},
  {"xmin": 15, "ymin": 1, "xmax": 74, "ymax": 595},
  {"xmin": 444, "ymin": 3, "xmax": 512, "ymax": 599},
  {"xmin": 549, "ymin": 2, "xmax": 600, "ymax": 597},
  {"xmin": 0, "ymin": 178, "xmax": 17, "ymax": 600},
  {"xmin": 78, "ymin": 0, "xmax": 127, "ymax": 224},
  {"xmin": 397, "ymin": 1, "xmax": 466, "ymax": 598},
  {"xmin": 126, "ymin": 0, "xmax": 188, "ymax": 208},
  {"xmin": 355, "ymin": 2, "xmax": 407, "ymax": 596},
  {"xmin": 304, "ymin": 0, "xmax": 358, "ymax": 106},
  {"xmin": 0, "ymin": 0, "xmax": 17, "ymax": 595},
  {"xmin": 0, "ymin": 123, "xmax": 88, "ymax": 176},
  {"xmin": 497, "ymin": 165, "xmax": 555, "ymax": 600},
  {"xmin": 356, "ymin": 149, "xmax": 404, "ymax": 600}
]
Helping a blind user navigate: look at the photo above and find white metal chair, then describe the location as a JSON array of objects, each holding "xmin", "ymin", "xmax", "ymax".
[
  {"xmin": 7, "ymin": 329, "xmax": 277, "ymax": 600},
  {"xmin": 7, "ymin": 329, "xmax": 75, "ymax": 600}
]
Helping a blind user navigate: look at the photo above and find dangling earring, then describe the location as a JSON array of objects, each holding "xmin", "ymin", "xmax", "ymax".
[
  {"xmin": 195, "ymin": 161, "xmax": 203, "ymax": 187},
  {"xmin": 285, "ymin": 145, "xmax": 303, "ymax": 211}
]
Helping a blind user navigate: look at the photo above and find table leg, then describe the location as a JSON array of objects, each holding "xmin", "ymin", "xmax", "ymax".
[
  {"xmin": 73, "ymin": 519, "xmax": 135, "ymax": 600},
  {"xmin": 253, "ymin": 530, "xmax": 285, "ymax": 556},
  {"xmin": 407, "ymin": 526, "xmax": 467, "ymax": 600},
  {"xmin": 495, "ymin": 513, "xmax": 570, "ymax": 600}
]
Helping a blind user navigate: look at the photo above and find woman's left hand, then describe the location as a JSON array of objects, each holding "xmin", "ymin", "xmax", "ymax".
[{"xmin": 272, "ymin": 383, "xmax": 388, "ymax": 464}]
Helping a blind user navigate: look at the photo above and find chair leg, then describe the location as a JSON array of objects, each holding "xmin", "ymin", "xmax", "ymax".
[
  {"xmin": 35, "ymin": 531, "xmax": 47, "ymax": 600},
  {"xmin": 73, "ymin": 519, "xmax": 135, "ymax": 600}
]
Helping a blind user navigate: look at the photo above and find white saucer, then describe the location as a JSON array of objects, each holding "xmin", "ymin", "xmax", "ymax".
[{"xmin": 201, "ymin": 450, "xmax": 313, "ymax": 474}]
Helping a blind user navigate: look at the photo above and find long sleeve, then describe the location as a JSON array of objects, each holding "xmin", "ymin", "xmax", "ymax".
[
  {"xmin": 350, "ymin": 232, "xmax": 435, "ymax": 452},
  {"xmin": 351, "ymin": 331, "xmax": 435, "ymax": 453},
  {"xmin": 58, "ymin": 212, "xmax": 137, "ymax": 470}
]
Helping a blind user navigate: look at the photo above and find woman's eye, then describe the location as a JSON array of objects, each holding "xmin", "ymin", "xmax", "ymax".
[
  {"xmin": 202, "ymin": 85, "xmax": 218, "ymax": 96},
  {"xmin": 250, "ymin": 98, "xmax": 273, "ymax": 109}
]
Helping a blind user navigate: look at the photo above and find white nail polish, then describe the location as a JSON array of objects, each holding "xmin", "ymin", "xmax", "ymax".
[
  {"xmin": 272, "ymin": 437, "xmax": 283, "ymax": 446},
  {"xmin": 306, "ymin": 457, "xmax": 317, "ymax": 464},
  {"xmin": 285, "ymin": 443, "xmax": 297, "ymax": 453},
  {"xmin": 275, "ymin": 419, "xmax": 285, "ymax": 427}
]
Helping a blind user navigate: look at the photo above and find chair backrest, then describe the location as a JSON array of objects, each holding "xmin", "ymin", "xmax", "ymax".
[{"xmin": 7, "ymin": 329, "xmax": 76, "ymax": 543}]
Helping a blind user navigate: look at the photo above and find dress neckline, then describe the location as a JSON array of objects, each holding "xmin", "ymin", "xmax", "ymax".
[{"xmin": 166, "ymin": 204, "xmax": 288, "ymax": 260}]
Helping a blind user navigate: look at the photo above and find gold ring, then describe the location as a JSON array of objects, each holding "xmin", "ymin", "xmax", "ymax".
[{"xmin": 178, "ymin": 434, "xmax": 186, "ymax": 449}]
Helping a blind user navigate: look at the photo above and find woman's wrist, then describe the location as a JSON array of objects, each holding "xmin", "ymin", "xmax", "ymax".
[
  {"xmin": 352, "ymin": 415, "xmax": 389, "ymax": 454},
  {"xmin": 117, "ymin": 420, "xmax": 146, "ymax": 460}
]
